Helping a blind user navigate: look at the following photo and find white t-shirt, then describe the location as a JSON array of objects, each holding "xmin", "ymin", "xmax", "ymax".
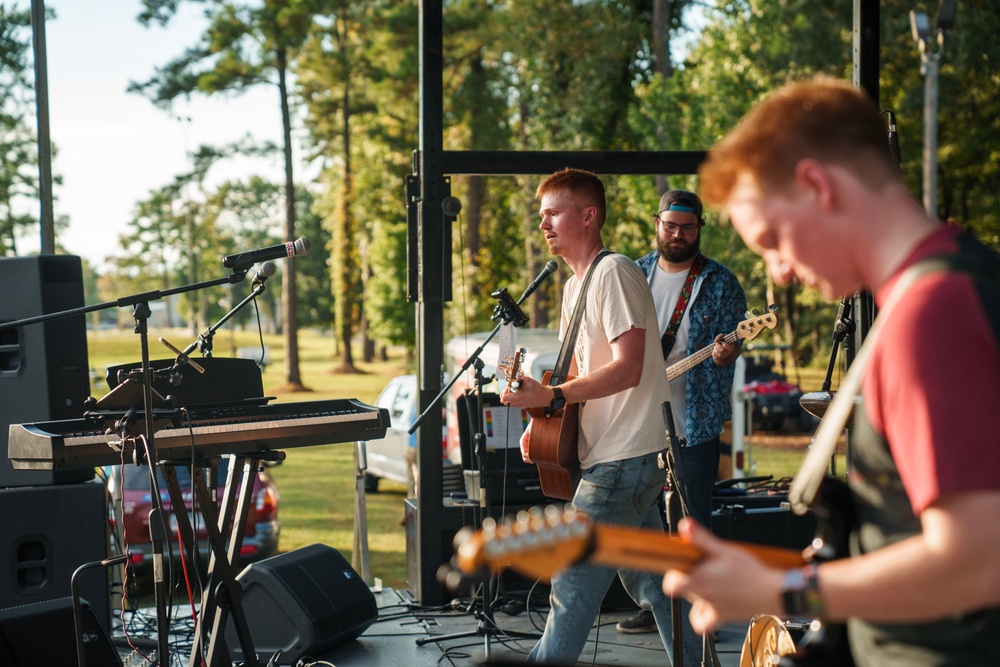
[
  {"xmin": 560, "ymin": 253, "xmax": 671, "ymax": 468},
  {"xmin": 648, "ymin": 263, "xmax": 703, "ymax": 440}
]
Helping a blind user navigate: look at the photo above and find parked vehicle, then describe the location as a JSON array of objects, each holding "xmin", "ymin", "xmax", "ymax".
[
  {"xmin": 743, "ymin": 363, "xmax": 814, "ymax": 432},
  {"xmin": 361, "ymin": 374, "xmax": 450, "ymax": 492},
  {"xmin": 107, "ymin": 458, "xmax": 280, "ymax": 577}
]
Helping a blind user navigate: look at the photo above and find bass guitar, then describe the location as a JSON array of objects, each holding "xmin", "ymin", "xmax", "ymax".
[{"xmin": 667, "ymin": 308, "xmax": 778, "ymax": 382}]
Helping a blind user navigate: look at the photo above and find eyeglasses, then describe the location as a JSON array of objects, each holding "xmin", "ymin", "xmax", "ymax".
[{"xmin": 655, "ymin": 215, "xmax": 701, "ymax": 236}]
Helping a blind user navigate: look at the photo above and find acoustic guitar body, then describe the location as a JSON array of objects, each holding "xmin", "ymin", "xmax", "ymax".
[{"xmin": 526, "ymin": 373, "xmax": 581, "ymax": 500}]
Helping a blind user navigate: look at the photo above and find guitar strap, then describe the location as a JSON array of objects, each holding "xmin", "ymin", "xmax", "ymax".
[
  {"xmin": 549, "ymin": 249, "xmax": 612, "ymax": 392},
  {"xmin": 788, "ymin": 260, "xmax": 940, "ymax": 514},
  {"xmin": 661, "ymin": 253, "xmax": 708, "ymax": 359}
]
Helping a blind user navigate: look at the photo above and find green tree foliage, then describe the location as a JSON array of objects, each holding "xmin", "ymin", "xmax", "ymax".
[
  {"xmin": 133, "ymin": 0, "xmax": 316, "ymax": 388},
  {"xmin": 879, "ymin": 0, "xmax": 1000, "ymax": 242},
  {"xmin": 0, "ymin": 3, "xmax": 39, "ymax": 255},
  {"xmin": 298, "ymin": 1, "xmax": 420, "ymax": 365},
  {"xmin": 62, "ymin": 0, "xmax": 996, "ymax": 377},
  {"xmin": 628, "ymin": 0, "xmax": 854, "ymax": 367}
]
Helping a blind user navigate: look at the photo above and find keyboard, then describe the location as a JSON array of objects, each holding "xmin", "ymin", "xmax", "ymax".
[{"xmin": 8, "ymin": 398, "xmax": 389, "ymax": 470}]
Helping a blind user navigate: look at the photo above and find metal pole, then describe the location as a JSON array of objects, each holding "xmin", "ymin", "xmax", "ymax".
[
  {"xmin": 30, "ymin": 0, "xmax": 55, "ymax": 254},
  {"xmin": 922, "ymin": 52, "xmax": 940, "ymax": 216}
]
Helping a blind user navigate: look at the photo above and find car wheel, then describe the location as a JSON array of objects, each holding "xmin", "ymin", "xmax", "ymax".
[{"xmin": 363, "ymin": 473, "xmax": 380, "ymax": 493}]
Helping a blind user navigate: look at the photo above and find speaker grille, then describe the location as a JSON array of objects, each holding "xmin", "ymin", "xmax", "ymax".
[{"xmin": 225, "ymin": 544, "xmax": 378, "ymax": 665}]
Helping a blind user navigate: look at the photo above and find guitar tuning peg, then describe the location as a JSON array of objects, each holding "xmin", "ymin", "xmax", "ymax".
[
  {"xmin": 744, "ymin": 310, "xmax": 751, "ymax": 319},
  {"xmin": 769, "ymin": 304, "xmax": 778, "ymax": 312},
  {"xmin": 751, "ymin": 308, "xmax": 761, "ymax": 316},
  {"xmin": 544, "ymin": 505, "xmax": 562, "ymax": 526}
]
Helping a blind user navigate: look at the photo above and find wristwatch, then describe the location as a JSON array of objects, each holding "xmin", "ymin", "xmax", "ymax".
[
  {"xmin": 781, "ymin": 563, "xmax": 824, "ymax": 618},
  {"xmin": 548, "ymin": 386, "xmax": 566, "ymax": 415}
]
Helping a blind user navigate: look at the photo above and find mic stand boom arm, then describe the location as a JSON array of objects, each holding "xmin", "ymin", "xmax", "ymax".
[{"xmin": 409, "ymin": 283, "xmax": 533, "ymax": 435}]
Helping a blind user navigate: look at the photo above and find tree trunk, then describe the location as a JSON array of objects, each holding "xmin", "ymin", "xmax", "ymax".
[
  {"xmin": 653, "ymin": 0, "xmax": 674, "ymax": 195},
  {"xmin": 277, "ymin": 47, "xmax": 305, "ymax": 390},
  {"xmin": 334, "ymin": 50, "xmax": 358, "ymax": 373}
]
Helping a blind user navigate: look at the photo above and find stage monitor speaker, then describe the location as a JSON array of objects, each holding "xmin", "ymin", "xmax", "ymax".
[
  {"xmin": 711, "ymin": 497, "xmax": 816, "ymax": 551},
  {"xmin": 0, "ymin": 255, "xmax": 92, "ymax": 487},
  {"xmin": 225, "ymin": 544, "xmax": 378, "ymax": 665},
  {"xmin": 0, "ymin": 483, "xmax": 110, "ymax": 632},
  {"xmin": 0, "ymin": 597, "xmax": 121, "ymax": 667}
]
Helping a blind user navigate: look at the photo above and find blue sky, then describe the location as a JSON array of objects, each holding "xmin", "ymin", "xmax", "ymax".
[{"xmin": 25, "ymin": 0, "xmax": 285, "ymax": 269}]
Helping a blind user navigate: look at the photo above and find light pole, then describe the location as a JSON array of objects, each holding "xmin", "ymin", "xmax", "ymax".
[{"xmin": 910, "ymin": 1, "xmax": 956, "ymax": 217}]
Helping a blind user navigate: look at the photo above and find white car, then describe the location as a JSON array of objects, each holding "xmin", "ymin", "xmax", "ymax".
[{"xmin": 361, "ymin": 374, "xmax": 420, "ymax": 492}]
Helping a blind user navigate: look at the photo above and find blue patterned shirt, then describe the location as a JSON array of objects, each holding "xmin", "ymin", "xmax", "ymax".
[{"xmin": 635, "ymin": 252, "xmax": 747, "ymax": 447}]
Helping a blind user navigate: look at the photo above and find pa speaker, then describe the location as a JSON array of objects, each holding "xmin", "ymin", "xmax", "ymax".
[
  {"xmin": 0, "ymin": 597, "xmax": 121, "ymax": 667},
  {"xmin": 225, "ymin": 544, "xmax": 378, "ymax": 665},
  {"xmin": 0, "ymin": 483, "xmax": 110, "ymax": 631},
  {"xmin": 0, "ymin": 255, "xmax": 92, "ymax": 487}
]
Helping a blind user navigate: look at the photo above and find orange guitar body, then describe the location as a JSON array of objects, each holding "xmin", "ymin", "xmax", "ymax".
[{"xmin": 526, "ymin": 371, "xmax": 581, "ymax": 501}]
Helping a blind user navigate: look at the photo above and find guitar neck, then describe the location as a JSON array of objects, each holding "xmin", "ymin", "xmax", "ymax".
[
  {"xmin": 589, "ymin": 523, "xmax": 806, "ymax": 574},
  {"xmin": 665, "ymin": 330, "xmax": 739, "ymax": 382}
]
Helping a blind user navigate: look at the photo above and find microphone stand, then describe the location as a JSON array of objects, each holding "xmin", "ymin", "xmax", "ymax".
[
  {"xmin": 181, "ymin": 263, "xmax": 275, "ymax": 358},
  {"xmin": 1, "ymin": 265, "xmax": 255, "ymax": 667},
  {"xmin": 412, "ymin": 280, "xmax": 549, "ymax": 657},
  {"xmin": 660, "ymin": 402, "xmax": 721, "ymax": 667},
  {"xmin": 799, "ymin": 295, "xmax": 855, "ymax": 477}
]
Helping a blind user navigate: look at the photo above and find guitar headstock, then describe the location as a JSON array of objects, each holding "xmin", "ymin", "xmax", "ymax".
[
  {"xmin": 455, "ymin": 505, "xmax": 593, "ymax": 584},
  {"xmin": 736, "ymin": 307, "xmax": 779, "ymax": 343},
  {"xmin": 498, "ymin": 347, "xmax": 527, "ymax": 393}
]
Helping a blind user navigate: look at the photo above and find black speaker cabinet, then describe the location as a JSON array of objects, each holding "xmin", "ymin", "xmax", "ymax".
[
  {"xmin": 225, "ymin": 544, "xmax": 378, "ymax": 665},
  {"xmin": 711, "ymin": 496, "xmax": 816, "ymax": 551},
  {"xmin": 0, "ymin": 255, "xmax": 91, "ymax": 487},
  {"xmin": 0, "ymin": 483, "xmax": 110, "ymax": 632},
  {"xmin": 0, "ymin": 597, "xmax": 121, "ymax": 667}
]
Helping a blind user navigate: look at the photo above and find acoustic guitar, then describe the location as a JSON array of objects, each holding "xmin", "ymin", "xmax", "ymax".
[{"xmin": 500, "ymin": 348, "xmax": 580, "ymax": 501}]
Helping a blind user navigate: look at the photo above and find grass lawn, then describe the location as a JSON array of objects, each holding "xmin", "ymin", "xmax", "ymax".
[{"xmin": 87, "ymin": 327, "xmax": 833, "ymax": 591}]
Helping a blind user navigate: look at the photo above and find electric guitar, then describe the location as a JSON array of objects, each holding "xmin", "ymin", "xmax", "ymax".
[
  {"xmin": 666, "ymin": 309, "xmax": 779, "ymax": 382},
  {"xmin": 453, "ymin": 477, "xmax": 856, "ymax": 667}
]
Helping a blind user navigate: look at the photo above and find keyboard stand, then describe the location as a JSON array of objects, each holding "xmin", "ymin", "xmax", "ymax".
[{"xmin": 159, "ymin": 450, "xmax": 286, "ymax": 667}]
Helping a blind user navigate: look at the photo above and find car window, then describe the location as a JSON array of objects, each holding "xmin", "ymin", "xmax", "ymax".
[
  {"xmin": 390, "ymin": 382, "xmax": 415, "ymax": 422},
  {"xmin": 376, "ymin": 377, "xmax": 416, "ymax": 426}
]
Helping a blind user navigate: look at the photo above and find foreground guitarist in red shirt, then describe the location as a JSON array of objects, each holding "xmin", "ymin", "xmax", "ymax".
[
  {"xmin": 501, "ymin": 167, "xmax": 702, "ymax": 665},
  {"xmin": 662, "ymin": 76, "xmax": 1000, "ymax": 666}
]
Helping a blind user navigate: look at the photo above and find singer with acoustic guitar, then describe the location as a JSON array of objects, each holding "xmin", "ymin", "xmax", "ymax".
[{"xmin": 500, "ymin": 167, "xmax": 702, "ymax": 666}]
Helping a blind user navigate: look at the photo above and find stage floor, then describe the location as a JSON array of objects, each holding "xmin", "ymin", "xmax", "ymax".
[
  {"xmin": 112, "ymin": 588, "xmax": 764, "ymax": 667},
  {"xmin": 114, "ymin": 586, "xmax": 758, "ymax": 667},
  {"xmin": 316, "ymin": 587, "xmax": 754, "ymax": 667}
]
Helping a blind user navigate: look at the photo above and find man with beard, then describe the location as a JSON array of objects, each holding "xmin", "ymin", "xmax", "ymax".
[{"xmin": 617, "ymin": 189, "xmax": 745, "ymax": 635}]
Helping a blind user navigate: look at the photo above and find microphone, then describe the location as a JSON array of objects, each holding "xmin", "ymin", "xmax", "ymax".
[
  {"xmin": 517, "ymin": 260, "xmax": 558, "ymax": 304},
  {"xmin": 886, "ymin": 110, "xmax": 901, "ymax": 166},
  {"xmin": 223, "ymin": 237, "xmax": 312, "ymax": 269},
  {"xmin": 251, "ymin": 261, "xmax": 277, "ymax": 288}
]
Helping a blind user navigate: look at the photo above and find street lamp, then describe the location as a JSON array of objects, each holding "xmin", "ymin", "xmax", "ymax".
[{"xmin": 910, "ymin": 1, "xmax": 956, "ymax": 217}]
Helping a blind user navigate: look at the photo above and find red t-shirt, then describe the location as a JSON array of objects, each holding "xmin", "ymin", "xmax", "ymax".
[{"xmin": 865, "ymin": 225, "xmax": 1000, "ymax": 514}]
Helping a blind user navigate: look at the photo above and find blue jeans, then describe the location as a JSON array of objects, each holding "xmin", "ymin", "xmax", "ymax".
[
  {"xmin": 526, "ymin": 452, "xmax": 703, "ymax": 666},
  {"xmin": 676, "ymin": 436, "xmax": 721, "ymax": 526}
]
